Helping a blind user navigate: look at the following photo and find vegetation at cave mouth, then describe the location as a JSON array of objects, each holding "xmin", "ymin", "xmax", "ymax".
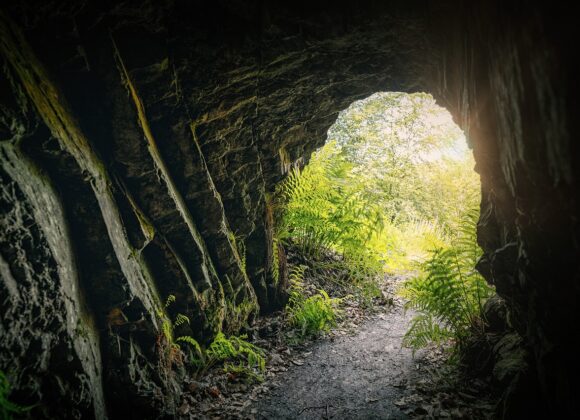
[{"xmin": 274, "ymin": 92, "xmax": 493, "ymax": 351}]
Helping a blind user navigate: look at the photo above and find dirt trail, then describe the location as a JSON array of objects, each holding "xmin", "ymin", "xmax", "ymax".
[{"xmin": 247, "ymin": 303, "xmax": 422, "ymax": 419}]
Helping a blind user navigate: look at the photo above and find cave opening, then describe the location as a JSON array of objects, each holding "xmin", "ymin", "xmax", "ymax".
[
  {"xmin": 1, "ymin": 1, "xmax": 578, "ymax": 418},
  {"xmin": 275, "ymin": 89, "xmax": 495, "ymax": 354},
  {"xmin": 278, "ymin": 90, "xmax": 486, "ymax": 291}
]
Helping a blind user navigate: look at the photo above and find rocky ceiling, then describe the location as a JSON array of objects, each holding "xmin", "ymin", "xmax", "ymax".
[{"xmin": 0, "ymin": 1, "xmax": 578, "ymax": 418}]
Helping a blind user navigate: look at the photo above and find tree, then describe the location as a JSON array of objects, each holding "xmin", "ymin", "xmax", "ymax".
[{"xmin": 328, "ymin": 92, "xmax": 467, "ymax": 224}]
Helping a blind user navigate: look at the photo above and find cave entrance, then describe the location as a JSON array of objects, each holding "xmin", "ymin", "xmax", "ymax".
[
  {"xmin": 280, "ymin": 92, "xmax": 480, "ymax": 271},
  {"xmin": 277, "ymin": 91, "xmax": 493, "ymax": 350}
]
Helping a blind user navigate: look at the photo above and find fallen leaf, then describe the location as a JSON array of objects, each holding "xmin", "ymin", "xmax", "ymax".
[
  {"xmin": 208, "ymin": 386, "xmax": 221, "ymax": 398},
  {"xmin": 270, "ymin": 353, "xmax": 284, "ymax": 365}
]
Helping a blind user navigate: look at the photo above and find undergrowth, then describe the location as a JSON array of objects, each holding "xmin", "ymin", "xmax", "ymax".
[
  {"xmin": 156, "ymin": 295, "xmax": 265, "ymax": 383},
  {"xmin": 200, "ymin": 332, "xmax": 266, "ymax": 380},
  {"xmin": 274, "ymin": 142, "xmax": 384, "ymax": 286},
  {"xmin": 400, "ymin": 207, "xmax": 494, "ymax": 353},
  {"xmin": 285, "ymin": 266, "xmax": 342, "ymax": 338},
  {"xmin": 156, "ymin": 295, "xmax": 203, "ymax": 369}
]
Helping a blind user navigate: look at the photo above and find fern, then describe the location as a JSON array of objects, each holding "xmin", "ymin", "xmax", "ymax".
[
  {"xmin": 400, "ymin": 206, "xmax": 494, "ymax": 352},
  {"xmin": 224, "ymin": 363, "xmax": 264, "ymax": 383},
  {"xmin": 275, "ymin": 141, "xmax": 384, "ymax": 277},
  {"xmin": 205, "ymin": 332, "xmax": 266, "ymax": 373},
  {"xmin": 176, "ymin": 336, "xmax": 204, "ymax": 366},
  {"xmin": 287, "ymin": 289, "xmax": 341, "ymax": 337},
  {"xmin": 155, "ymin": 294, "xmax": 265, "ymax": 381},
  {"xmin": 224, "ymin": 363, "xmax": 264, "ymax": 382},
  {"xmin": 228, "ymin": 335, "xmax": 266, "ymax": 373},
  {"xmin": 289, "ymin": 264, "xmax": 308, "ymax": 284},
  {"xmin": 402, "ymin": 313, "xmax": 453, "ymax": 353},
  {"xmin": 174, "ymin": 313, "xmax": 190, "ymax": 327},
  {"xmin": 156, "ymin": 295, "xmax": 200, "ymax": 368},
  {"xmin": 164, "ymin": 294, "xmax": 176, "ymax": 308},
  {"xmin": 285, "ymin": 266, "xmax": 341, "ymax": 337}
]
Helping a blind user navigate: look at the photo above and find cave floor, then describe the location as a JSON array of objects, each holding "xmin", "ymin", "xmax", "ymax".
[
  {"xmin": 185, "ymin": 276, "xmax": 496, "ymax": 419},
  {"xmin": 247, "ymin": 300, "xmax": 421, "ymax": 419}
]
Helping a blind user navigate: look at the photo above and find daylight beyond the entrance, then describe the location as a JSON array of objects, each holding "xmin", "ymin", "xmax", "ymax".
[{"xmin": 276, "ymin": 92, "xmax": 493, "ymax": 351}]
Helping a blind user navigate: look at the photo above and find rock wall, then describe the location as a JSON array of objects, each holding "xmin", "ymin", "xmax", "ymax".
[
  {"xmin": 0, "ymin": 0, "xmax": 578, "ymax": 417},
  {"xmin": 428, "ymin": 3, "xmax": 579, "ymax": 416}
]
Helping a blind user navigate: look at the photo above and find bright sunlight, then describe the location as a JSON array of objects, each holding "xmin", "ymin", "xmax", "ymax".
[{"xmin": 275, "ymin": 92, "xmax": 493, "ymax": 352}]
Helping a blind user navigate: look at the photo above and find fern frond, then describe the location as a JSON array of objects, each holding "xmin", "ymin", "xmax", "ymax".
[
  {"xmin": 400, "ymin": 205, "xmax": 494, "ymax": 351},
  {"xmin": 176, "ymin": 336, "xmax": 203, "ymax": 356},
  {"xmin": 164, "ymin": 294, "xmax": 176, "ymax": 308},
  {"xmin": 174, "ymin": 313, "xmax": 190, "ymax": 327},
  {"xmin": 403, "ymin": 313, "xmax": 452, "ymax": 354}
]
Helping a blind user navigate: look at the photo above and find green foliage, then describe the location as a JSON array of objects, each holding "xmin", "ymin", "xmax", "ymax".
[
  {"xmin": 368, "ymin": 219, "xmax": 449, "ymax": 273},
  {"xmin": 1, "ymin": 371, "xmax": 31, "ymax": 419},
  {"xmin": 158, "ymin": 294, "xmax": 265, "ymax": 382},
  {"xmin": 224, "ymin": 362, "xmax": 264, "ymax": 383},
  {"xmin": 176, "ymin": 336, "xmax": 203, "ymax": 361},
  {"xmin": 155, "ymin": 294, "xmax": 202, "ymax": 367},
  {"xmin": 276, "ymin": 92, "xmax": 480, "ymax": 280},
  {"xmin": 268, "ymin": 194, "xmax": 282, "ymax": 286},
  {"xmin": 285, "ymin": 266, "xmax": 342, "ymax": 337},
  {"xmin": 276, "ymin": 141, "xmax": 384, "ymax": 284},
  {"xmin": 412, "ymin": 158, "xmax": 481, "ymax": 234},
  {"xmin": 206, "ymin": 332, "xmax": 266, "ymax": 374},
  {"xmin": 174, "ymin": 313, "xmax": 190, "ymax": 327},
  {"xmin": 288, "ymin": 290, "xmax": 341, "ymax": 337},
  {"xmin": 402, "ymin": 313, "xmax": 453, "ymax": 350},
  {"xmin": 276, "ymin": 91, "xmax": 484, "ymax": 347},
  {"xmin": 329, "ymin": 92, "xmax": 466, "ymax": 226},
  {"xmin": 188, "ymin": 332, "xmax": 266, "ymax": 382},
  {"xmin": 400, "ymin": 207, "xmax": 494, "ymax": 352},
  {"xmin": 164, "ymin": 294, "xmax": 176, "ymax": 307}
]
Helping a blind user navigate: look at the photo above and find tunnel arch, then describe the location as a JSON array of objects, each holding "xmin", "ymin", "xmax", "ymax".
[{"xmin": 0, "ymin": 1, "xmax": 578, "ymax": 418}]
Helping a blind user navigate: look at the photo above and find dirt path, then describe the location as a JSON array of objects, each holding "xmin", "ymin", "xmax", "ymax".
[
  {"xmin": 246, "ymin": 303, "xmax": 422, "ymax": 419},
  {"xmin": 189, "ymin": 276, "xmax": 495, "ymax": 419}
]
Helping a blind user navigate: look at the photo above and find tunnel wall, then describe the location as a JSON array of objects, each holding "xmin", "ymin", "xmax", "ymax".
[
  {"xmin": 0, "ymin": 1, "xmax": 578, "ymax": 417},
  {"xmin": 428, "ymin": 3, "xmax": 579, "ymax": 416}
]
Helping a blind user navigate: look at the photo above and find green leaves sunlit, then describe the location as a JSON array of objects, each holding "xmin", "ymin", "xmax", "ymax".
[
  {"xmin": 277, "ymin": 91, "xmax": 489, "ymax": 352},
  {"xmin": 282, "ymin": 92, "xmax": 479, "ymax": 273}
]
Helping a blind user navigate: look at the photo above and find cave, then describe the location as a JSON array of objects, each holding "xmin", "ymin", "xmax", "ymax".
[{"xmin": 0, "ymin": 1, "xmax": 578, "ymax": 418}]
